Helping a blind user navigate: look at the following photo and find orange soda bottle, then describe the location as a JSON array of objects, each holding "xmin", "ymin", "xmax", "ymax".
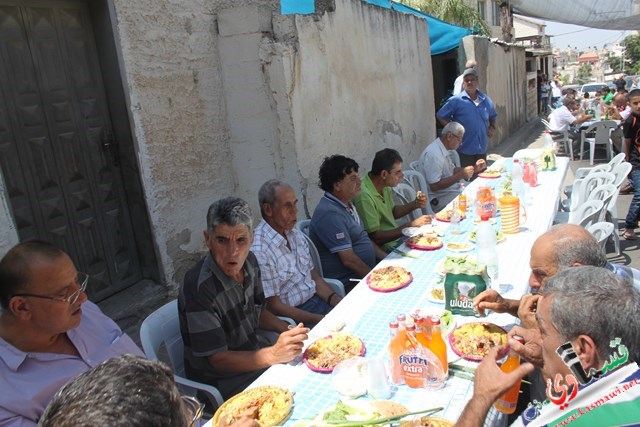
[
  {"xmin": 388, "ymin": 321, "xmax": 403, "ymax": 385},
  {"xmin": 427, "ymin": 317, "xmax": 448, "ymax": 377},
  {"xmin": 402, "ymin": 324, "xmax": 424, "ymax": 388},
  {"xmin": 494, "ymin": 336, "xmax": 525, "ymax": 414},
  {"xmin": 415, "ymin": 316, "xmax": 431, "ymax": 349},
  {"xmin": 458, "ymin": 184, "xmax": 467, "ymax": 211}
]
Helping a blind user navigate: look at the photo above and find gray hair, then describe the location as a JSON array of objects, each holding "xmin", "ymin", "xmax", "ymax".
[
  {"xmin": 258, "ymin": 179, "xmax": 290, "ymax": 218},
  {"xmin": 562, "ymin": 97, "xmax": 576, "ymax": 107},
  {"xmin": 442, "ymin": 122, "xmax": 465, "ymax": 138},
  {"xmin": 542, "ymin": 266, "xmax": 640, "ymax": 363},
  {"xmin": 206, "ymin": 197, "xmax": 253, "ymax": 233},
  {"xmin": 549, "ymin": 225, "xmax": 606, "ymax": 268}
]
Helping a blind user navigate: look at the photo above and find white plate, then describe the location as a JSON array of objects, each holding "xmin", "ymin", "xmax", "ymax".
[
  {"xmin": 426, "ymin": 283, "xmax": 445, "ymax": 304},
  {"xmin": 402, "ymin": 224, "xmax": 445, "ymax": 237},
  {"xmin": 445, "ymin": 242, "xmax": 474, "ymax": 253}
]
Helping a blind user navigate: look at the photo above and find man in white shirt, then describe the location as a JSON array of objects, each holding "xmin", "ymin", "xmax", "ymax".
[
  {"xmin": 251, "ymin": 180, "xmax": 342, "ymax": 325},
  {"xmin": 548, "ymin": 98, "xmax": 593, "ymax": 154},
  {"xmin": 452, "ymin": 60, "xmax": 476, "ymax": 96},
  {"xmin": 419, "ymin": 122, "xmax": 485, "ymax": 212}
]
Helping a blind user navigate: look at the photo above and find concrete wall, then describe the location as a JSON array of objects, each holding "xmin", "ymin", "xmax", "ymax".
[
  {"xmin": 460, "ymin": 36, "xmax": 527, "ymax": 149},
  {"xmin": 108, "ymin": 0, "xmax": 435, "ymax": 287},
  {"xmin": 0, "ymin": 172, "xmax": 18, "ymax": 258}
]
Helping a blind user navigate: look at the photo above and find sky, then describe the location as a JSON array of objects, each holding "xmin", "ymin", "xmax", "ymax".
[{"xmin": 543, "ymin": 20, "xmax": 630, "ymax": 51}]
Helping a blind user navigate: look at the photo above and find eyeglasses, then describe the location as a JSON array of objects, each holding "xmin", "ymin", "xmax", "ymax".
[
  {"xmin": 181, "ymin": 395, "xmax": 205, "ymax": 426},
  {"xmin": 11, "ymin": 272, "xmax": 89, "ymax": 305}
]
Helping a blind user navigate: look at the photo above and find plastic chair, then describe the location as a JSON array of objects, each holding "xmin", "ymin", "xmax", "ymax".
[
  {"xmin": 553, "ymin": 200, "xmax": 603, "ymax": 227},
  {"xmin": 588, "ymin": 183, "xmax": 618, "ymax": 223},
  {"xmin": 587, "ymin": 222, "xmax": 615, "ymax": 252},
  {"xmin": 606, "ymin": 162, "xmax": 632, "ymax": 255},
  {"xmin": 449, "ymin": 150, "xmax": 461, "ymax": 168},
  {"xmin": 392, "ymin": 182, "xmax": 423, "ymax": 222},
  {"xmin": 295, "ymin": 220, "xmax": 346, "ymax": 297},
  {"xmin": 410, "ymin": 161, "xmax": 420, "ymax": 172},
  {"xmin": 402, "ymin": 170, "xmax": 435, "ymax": 215},
  {"xmin": 542, "ymin": 119, "xmax": 572, "ymax": 160},
  {"xmin": 580, "ymin": 121, "xmax": 617, "ymax": 165},
  {"xmin": 562, "ymin": 171, "xmax": 615, "ymax": 212},
  {"xmin": 564, "ymin": 163, "xmax": 612, "ymax": 197},
  {"xmin": 140, "ymin": 300, "xmax": 224, "ymax": 410}
]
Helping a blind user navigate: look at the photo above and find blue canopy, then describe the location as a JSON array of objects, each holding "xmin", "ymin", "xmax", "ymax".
[{"xmin": 280, "ymin": 0, "xmax": 470, "ymax": 55}]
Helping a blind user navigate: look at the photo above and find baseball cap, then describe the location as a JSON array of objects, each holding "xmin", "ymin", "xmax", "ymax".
[{"xmin": 463, "ymin": 68, "xmax": 478, "ymax": 78}]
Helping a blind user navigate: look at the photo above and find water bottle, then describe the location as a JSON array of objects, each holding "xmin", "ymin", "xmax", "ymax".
[
  {"xmin": 511, "ymin": 159, "xmax": 524, "ymax": 199},
  {"xmin": 476, "ymin": 215, "xmax": 499, "ymax": 284},
  {"xmin": 450, "ymin": 201, "xmax": 460, "ymax": 235},
  {"xmin": 543, "ymin": 130, "xmax": 554, "ymax": 151}
]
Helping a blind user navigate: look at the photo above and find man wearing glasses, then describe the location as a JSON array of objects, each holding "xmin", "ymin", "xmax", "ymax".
[
  {"xmin": 419, "ymin": 122, "xmax": 486, "ymax": 212},
  {"xmin": 0, "ymin": 241, "xmax": 144, "ymax": 426},
  {"xmin": 353, "ymin": 148, "xmax": 432, "ymax": 250}
]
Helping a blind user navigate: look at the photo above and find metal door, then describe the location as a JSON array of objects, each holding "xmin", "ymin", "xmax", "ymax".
[{"xmin": 0, "ymin": 1, "xmax": 142, "ymax": 300}]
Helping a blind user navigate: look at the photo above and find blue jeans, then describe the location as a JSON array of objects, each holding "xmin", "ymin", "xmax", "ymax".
[
  {"xmin": 625, "ymin": 169, "xmax": 640, "ymax": 230},
  {"xmin": 297, "ymin": 294, "xmax": 332, "ymax": 315}
]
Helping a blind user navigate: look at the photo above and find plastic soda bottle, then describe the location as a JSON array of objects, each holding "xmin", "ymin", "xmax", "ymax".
[
  {"xmin": 528, "ymin": 161, "xmax": 538, "ymax": 187},
  {"xmin": 458, "ymin": 184, "xmax": 467, "ymax": 211},
  {"xmin": 494, "ymin": 336, "xmax": 525, "ymax": 414},
  {"xmin": 415, "ymin": 318, "xmax": 430, "ymax": 349},
  {"xmin": 388, "ymin": 321, "xmax": 403, "ymax": 385},
  {"xmin": 402, "ymin": 324, "xmax": 424, "ymax": 388},
  {"xmin": 427, "ymin": 317, "xmax": 448, "ymax": 377},
  {"xmin": 511, "ymin": 159, "xmax": 524, "ymax": 198},
  {"xmin": 450, "ymin": 201, "xmax": 460, "ymax": 235}
]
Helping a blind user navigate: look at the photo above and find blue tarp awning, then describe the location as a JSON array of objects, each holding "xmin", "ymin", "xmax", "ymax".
[{"xmin": 280, "ymin": 0, "xmax": 470, "ymax": 55}]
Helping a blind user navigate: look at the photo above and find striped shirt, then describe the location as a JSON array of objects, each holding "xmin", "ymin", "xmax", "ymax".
[
  {"xmin": 251, "ymin": 220, "xmax": 316, "ymax": 307},
  {"xmin": 178, "ymin": 251, "xmax": 265, "ymax": 384}
]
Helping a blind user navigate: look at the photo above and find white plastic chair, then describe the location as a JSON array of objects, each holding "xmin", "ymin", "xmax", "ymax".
[
  {"xmin": 580, "ymin": 121, "xmax": 617, "ymax": 165},
  {"xmin": 140, "ymin": 300, "xmax": 224, "ymax": 410},
  {"xmin": 606, "ymin": 162, "xmax": 632, "ymax": 255},
  {"xmin": 563, "ymin": 171, "xmax": 615, "ymax": 212},
  {"xmin": 564, "ymin": 163, "xmax": 612, "ymax": 197},
  {"xmin": 542, "ymin": 119, "xmax": 572, "ymax": 160},
  {"xmin": 392, "ymin": 182, "xmax": 423, "ymax": 221},
  {"xmin": 588, "ymin": 183, "xmax": 618, "ymax": 223},
  {"xmin": 410, "ymin": 161, "xmax": 420, "ymax": 172},
  {"xmin": 553, "ymin": 200, "xmax": 603, "ymax": 227},
  {"xmin": 449, "ymin": 150, "xmax": 461, "ymax": 168},
  {"xmin": 402, "ymin": 169, "xmax": 435, "ymax": 215},
  {"xmin": 295, "ymin": 219, "xmax": 346, "ymax": 297},
  {"xmin": 587, "ymin": 222, "xmax": 615, "ymax": 252}
]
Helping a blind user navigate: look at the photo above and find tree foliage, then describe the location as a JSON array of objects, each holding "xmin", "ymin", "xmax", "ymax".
[
  {"xmin": 400, "ymin": 0, "xmax": 491, "ymax": 36},
  {"xmin": 623, "ymin": 34, "xmax": 640, "ymax": 75},
  {"xmin": 576, "ymin": 63, "xmax": 593, "ymax": 84},
  {"xmin": 605, "ymin": 56, "xmax": 623, "ymax": 74}
]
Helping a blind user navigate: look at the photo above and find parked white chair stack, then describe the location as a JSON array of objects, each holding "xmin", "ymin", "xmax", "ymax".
[{"xmin": 587, "ymin": 222, "xmax": 615, "ymax": 252}]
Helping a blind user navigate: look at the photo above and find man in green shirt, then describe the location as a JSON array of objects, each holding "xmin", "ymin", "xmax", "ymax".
[{"xmin": 353, "ymin": 148, "xmax": 432, "ymax": 250}]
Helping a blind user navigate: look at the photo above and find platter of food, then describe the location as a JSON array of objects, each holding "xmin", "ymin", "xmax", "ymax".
[
  {"xmin": 400, "ymin": 416, "xmax": 455, "ymax": 427},
  {"xmin": 426, "ymin": 282, "xmax": 445, "ymax": 304},
  {"xmin": 445, "ymin": 242, "xmax": 474, "ymax": 253},
  {"xmin": 303, "ymin": 333, "xmax": 366, "ymax": 373},
  {"xmin": 367, "ymin": 266, "xmax": 413, "ymax": 292},
  {"xmin": 306, "ymin": 399, "xmax": 409, "ymax": 425},
  {"xmin": 402, "ymin": 224, "xmax": 445, "ymax": 237},
  {"xmin": 449, "ymin": 322, "xmax": 508, "ymax": 361},
  {"xmin": 435, "ymin": 255, "xmax": 478, "ymax": 276},
  {"xmin": 468, "ymin": 229, "xmax": 505, "ymax": 243},
  {"xmin": 478, "ymin": 170, "xmax": 501, "ymax": 179},
  {"xmin": 213, "ymin": 385, "xmax": 293, "ymax": 426},
  {"xmin": 406, "ymin": 234, "xmax": 443, "ymax": 251},
  {"xmin": 434, "ymin": 209, "xmax": 466, "ymax": 223}
]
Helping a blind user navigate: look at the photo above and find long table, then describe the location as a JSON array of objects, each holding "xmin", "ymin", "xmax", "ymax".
[{"xmin": 207, "ymin": 156, "xmax": 569, "ymax": 426}]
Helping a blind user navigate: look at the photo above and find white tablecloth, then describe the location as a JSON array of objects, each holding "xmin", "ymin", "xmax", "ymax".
[{"xmin": 204, "ymin": 157, "xmax": 569, "ymax": 426}]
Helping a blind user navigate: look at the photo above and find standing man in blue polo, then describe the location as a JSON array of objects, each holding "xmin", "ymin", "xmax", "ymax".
[{"xmin": 436, "ymin": 68, "xmax": 498, "ymax": 170}]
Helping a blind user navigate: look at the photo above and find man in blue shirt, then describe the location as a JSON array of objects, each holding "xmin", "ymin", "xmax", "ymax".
[
  {"xmin": 437, "ymin": 68, "xmax": 498, "ymax": 170},
  {"xmin": 310, "ymin": 155, "xmax": 386, "ymax": 287}
]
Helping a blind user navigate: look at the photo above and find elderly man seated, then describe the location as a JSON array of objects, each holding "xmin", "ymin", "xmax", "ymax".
[
  {"xmin": 0, "ymin": 241, "xmax": 144, "ymax": 426},
  {"xmin": 353, "ymin": 148, "xmax": 431, "ymax": 250},
  {"xmin": 419, "ymin": 122, "xmax": 486, "ymax": 212},
  {"xmin": 474, "ymin": 224, "xmax": 640, "ymax": 329},
  {"xmin": 310, "ymin": 155, "xmax": 386, "ymax": 287},
  {"xmin": 178, "ymin": 197, "xmax": 309, "ymax": 400},
  {"xmin": 548, "ymin": 97, "xmax": 593, "ymax": 151},
  {"xmin": 456, "ymin": 266, "xmax": 640, "ymax": 427},
  {"xmin": 251, "ymin": 180, "xmax": 342, "ymax": 325}
]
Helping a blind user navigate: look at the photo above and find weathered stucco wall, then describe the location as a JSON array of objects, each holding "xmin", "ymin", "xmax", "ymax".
[
  {"xmin": 460, "ymin": 36, "xmax": 527, "ymax": 150},
  {"xmin": 285, "ymin": 0, "xmax": 436, "ymax": 213}
]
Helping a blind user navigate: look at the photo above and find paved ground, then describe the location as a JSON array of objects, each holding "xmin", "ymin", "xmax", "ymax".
[{"xmin": 99, "ymin": 118, "xmax": 640, "ymax": 347}]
